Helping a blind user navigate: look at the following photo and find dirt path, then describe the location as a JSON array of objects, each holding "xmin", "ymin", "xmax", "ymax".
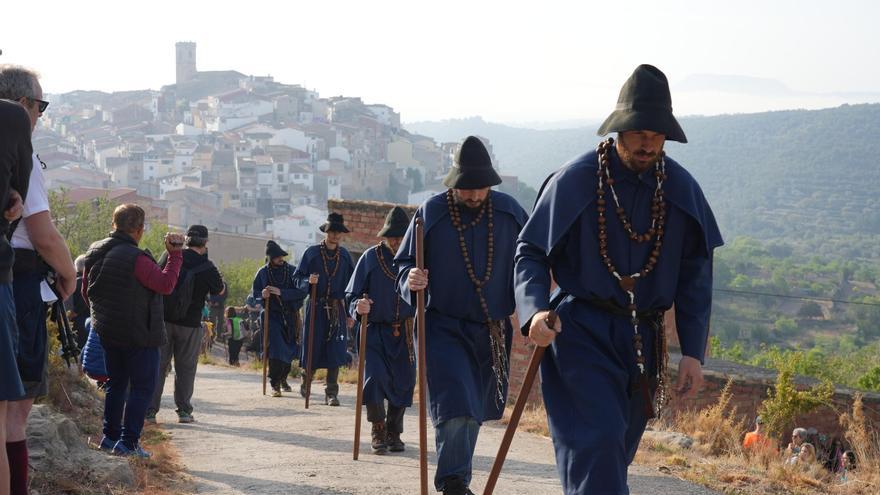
[{"xmin": 153, "ymin": 363, "xmax": 718, "ymax": 494}]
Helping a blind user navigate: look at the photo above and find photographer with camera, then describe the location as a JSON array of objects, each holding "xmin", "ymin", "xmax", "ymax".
[
  {"xmin": 82, "ymin": 204, "xmax": 184, "ymax": 457},
  {"xmin": 1, "ymin": 65, "xmax": 76, "ymax": 494}
]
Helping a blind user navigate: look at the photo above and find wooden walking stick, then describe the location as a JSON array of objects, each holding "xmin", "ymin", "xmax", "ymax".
[
  {"xmin": 415, "ymin": 218, "xmax": 428, "ymax": 495},
  {"xmin": 483, "ymin": 311, "xmax": 557, "ymax": 495},
  {"xmin": 261, "ymin": 296, "xmax": 270, "ymax": 395},
  {"xmin": 353, "ymin": 292, "xmax": 369, "ymax": 460},
  {"xmin": 304, "ymin": 279, "xmax": 318, "ymax": 409}
]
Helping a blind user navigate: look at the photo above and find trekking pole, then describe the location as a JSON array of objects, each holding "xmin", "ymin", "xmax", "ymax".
[
  {"xmin": 353, "ymin": 292, "xmax": 369, "ymax": 460},
  {"xmin": 483, "ymin": 311, "xmax": 557, "ymax": 495},
  {"xmin": 304, "ymin": 279, "xmax": 318, "ymax": 409},
  {"xmin": 415, "ymin": 218, "xmax": 428, "ymax": 495},
  {"xmin": 262, "ymin": 297, "xmax": 270, "ymax": 395}
]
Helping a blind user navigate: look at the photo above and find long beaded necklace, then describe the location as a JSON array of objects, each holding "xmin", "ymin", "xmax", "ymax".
[
  {"xmin": 320, "ymin": 240, "xmax": 342, "ymax": 339},
  {"xmin": 445, "ymin": 189, "xmax": 507, "ymax": 406},
  {"xmin": 375, "ymin": 242, "xmax": 402, "ymax": 337},
  {"xmin": 596, "ymin": 137, "xmax": 669, "ymax": 417}
]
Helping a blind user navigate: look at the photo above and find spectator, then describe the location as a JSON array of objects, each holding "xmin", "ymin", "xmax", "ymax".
[
  {"xmin": 207, "ymin": 290, "xmax": 227, "ymax": 343},
  {"xmin": 785, "ymin": 427, "xmax": 816, "ymax": 465},
  {"xmin": 742, "ymin": 415, "xmax": 771, "ymax": 451},
  {"xmin": 147, "ymin": 225, "xmax": 224, "ymax": 424},
  {"xmin": 1, "ymin": 65, "xmax": 76, "ymax": 495},
  {"xmin": 82, "ymin": 204, "xmax": 184, "ymax": 458},
  {"xmin": 224, "ymin": 306, "xmax": 245, "ymax": 366},
  {"xmin": 65, "ymin": 255, "xmax": 89, "ymax": 350},
  {"xmin": 1, "ymin": 99, "xmax": 33, "ymax": 495}
]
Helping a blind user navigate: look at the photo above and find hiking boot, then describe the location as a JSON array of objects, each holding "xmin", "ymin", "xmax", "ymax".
[
  {"xmin": 281, "ymin": 380, "xmax": 293, "ymax": 392},
  {"xmin": 441, "ymin": 477, "xmax": 473, "ymax": 495},
  {"xmin": 98, "ymin": 436, "xmax": 117, "ymax": 452},
  {"xmin": 112, "ymin": 441, "xmax": 152, "ymax": 459},
  {"xmin": 371, "ymin": 422, "xmax": 387, "ymax": 454},
  {"xmin": 177, "ymin": 410, "xmax": 195, "ymax": 423},
  {"xmin": 272, "ymin": 386, "xmax": 283, "ymax": 398},
  {"xmin": 325, "ymin": 394, "xmax": 340, "ymax": 406},
  {"xmin": 386, "ymin": 430, "xmax": 405, "ymax": 452}
]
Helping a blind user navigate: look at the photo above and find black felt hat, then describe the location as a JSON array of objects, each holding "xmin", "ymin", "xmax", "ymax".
[
  {"xmin": 376, "ymin": 206, "xmax": 410, "ymax": 238},
  {"xmin": 597, "ymin": 64, "xmax": 687, "ymax": 143},
  {"xmin": 266, "ymin": 240, "xmax": 288, "ymax": 258},
  {"xmin": 442, "ymin": 136, "xmax": 503, "ymax": 189},
  {"xmin": 319, "ymin": 212, "xmax": 350, "ymax": 233}
]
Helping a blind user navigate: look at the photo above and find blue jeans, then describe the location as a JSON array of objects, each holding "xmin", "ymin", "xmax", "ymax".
[
  {"xmin": 103, "ymin": 343, "xmax": 159, "ymax": 448},
  {"xmin": 434, "ymin": 416, "xmax": 480, "ymax": 490}
]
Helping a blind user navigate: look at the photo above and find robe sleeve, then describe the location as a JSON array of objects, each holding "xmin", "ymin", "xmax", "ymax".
[
  {"xmin": 673, "ymin": 218, "xmax": 715, "ymax": 363},
  {"xmin": 280, "ymin": 268, "xmax": 307, "ymax": 303},
  {"xmin": 293, "ymin": 250, "xmax": 312, "ymax": 292},
  {"xmin": 394, "ymin": 207, "xmax": 422, "ymax": 307},
  {"xmin": 252, "ymin": 268, "xmax": 266, "ymax": 306},
  {"xmin": 346, "ymin": 251, "xmax": 369, "ymax": 319},
  {"xmin": 514, "ymin": 239, "xmax": 554, "ymax": 336}
]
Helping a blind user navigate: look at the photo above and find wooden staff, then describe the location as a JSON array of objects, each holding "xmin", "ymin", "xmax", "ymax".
[
  {"xmin": 304, "ymin": 279, "xmax": 318, "ymax": 409},
  {"xmin": 353, "ymin": 292, "xmax": 369, "ymax": 460},
  {"xmin": 483, "ymin": 311, "xmax": 557, "ymax": 495},
  {"xmin": 261, "ymin": 296, "xmax": 270, "ymax": 395},
  {"xmin": 415, "ymin": 218, "xmax": 428, "ymax": 495}
]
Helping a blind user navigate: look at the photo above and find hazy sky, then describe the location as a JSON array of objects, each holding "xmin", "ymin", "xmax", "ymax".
[{"xmin": 3, "ymin": 0, "xmax": 878, "ymax": 124}]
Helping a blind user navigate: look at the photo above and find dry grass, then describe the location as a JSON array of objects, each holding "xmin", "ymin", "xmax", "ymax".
[
  {"xmin": 672, "ymin": 378, "xmax": 747, "ymax": 457},
  {"xmin": 499, "ymin": 403, "xmax": 551, "ymax": 437}
]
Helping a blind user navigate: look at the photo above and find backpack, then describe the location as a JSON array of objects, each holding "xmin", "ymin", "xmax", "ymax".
[{"xmin": 164, "ymin": 260, "xmax": 214, "ymax": 321}]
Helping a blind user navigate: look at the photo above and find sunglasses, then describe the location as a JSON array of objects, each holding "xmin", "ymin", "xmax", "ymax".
[{"xmin": 27, "ymin": 97, "xmax": 49, "ymax": 113}]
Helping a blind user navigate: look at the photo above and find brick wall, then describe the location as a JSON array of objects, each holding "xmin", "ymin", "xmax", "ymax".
[{"xmin": 328, "ymin": 199, "xmax": 417, "ymax": 258}]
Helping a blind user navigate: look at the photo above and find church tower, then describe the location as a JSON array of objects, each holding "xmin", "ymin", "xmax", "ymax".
[{"xmin": 175, "ymin": 42, "xmax": 197, "ymax": 85}]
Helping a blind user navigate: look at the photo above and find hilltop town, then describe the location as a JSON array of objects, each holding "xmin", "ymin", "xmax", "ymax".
[{"xmin": 34, "ymin": 41, "xmax": 530, "ymax": 257}]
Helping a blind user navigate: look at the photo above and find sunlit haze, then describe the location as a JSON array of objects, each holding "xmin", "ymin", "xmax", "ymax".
[{"xmin": 3, "ymin": 0, "xmax": 879, "ymax": 124}]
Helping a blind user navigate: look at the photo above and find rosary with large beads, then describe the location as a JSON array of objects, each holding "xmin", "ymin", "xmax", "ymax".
[
  {"xmin": 320, "ymin": 240, "xmax": 343, "ymax": 339},
  {"xmin": 596, "ymin": 137, "xmax": 669, "ymax": 416},
  {"xmin": 445, "ymin": 189, "xmax": 508, "ymax": 405},
  {"xmin": 375, "ymin": 242, "xmax": 403, "ymax": 337}
]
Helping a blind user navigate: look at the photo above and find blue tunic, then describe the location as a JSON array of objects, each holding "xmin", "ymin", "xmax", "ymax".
[
  {"xmin": 515, "ymin": 148, "xmax": 723, "ymax": 494},
  {"xmin": 252, "ymin": 262, "xmax": 306, "ymax": 363},
  {"xmin": 295, "ymin": 244, "xmax": 355, "ymax": 370},
  {"xmin": 396, "ymin": 190, "xmax": 528, "ymax": 426},
  {"xmin": 346, "ymin": 243, "xmax": 416, "ymax": 407}
]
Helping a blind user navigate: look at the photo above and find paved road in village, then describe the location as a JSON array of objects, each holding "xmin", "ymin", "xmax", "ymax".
[{"xmin": 153, "ymin": 362, "xmax": 719, "ymax": 494}]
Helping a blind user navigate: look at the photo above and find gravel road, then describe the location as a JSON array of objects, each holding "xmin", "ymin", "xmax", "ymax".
[{"xmin": 153, "ymin": 364, "xmax": 718, "ymax": 494}]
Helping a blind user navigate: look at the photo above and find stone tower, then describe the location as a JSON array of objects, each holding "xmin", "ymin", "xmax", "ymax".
[{"xmin": 175, "ymin": 42, "xmax": 197, "ymax": 85}]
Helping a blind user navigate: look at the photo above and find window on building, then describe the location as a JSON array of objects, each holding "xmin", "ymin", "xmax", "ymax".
[{"xmin": 277, "ymin": 164, "xmax": 284, "ymax": 172}]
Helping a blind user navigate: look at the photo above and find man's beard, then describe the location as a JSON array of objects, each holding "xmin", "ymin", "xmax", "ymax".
[
  {"xmin": 453, "ymin": 191, "xmax": 487, "ymax": 211},
  {"xmin": 271, "ymin": 259, "xmax": 285, "ymax": 267},
  {"xmin": 618, "ymin": 143, "xmax": 662, "ymax": 173}
]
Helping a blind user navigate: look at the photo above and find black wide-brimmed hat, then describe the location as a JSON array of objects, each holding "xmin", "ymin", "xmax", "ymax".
[
  {"xmin": 266, "ymin": 240, "xmax": 288, "ymax": 258},
  {"xmin": 442, "ymin": 136, "xmax": 503, "ymax": 189},
  {"xmin": 377, "ymin": 206, "xmax": 410, "ymax": 238},
  {"xmin": 597, "ymin": 64, "xmax": 687, "ymax": 143},
  {"xmin": 319, "ymin": 212, "xmax": 350, "ymax": 233}
]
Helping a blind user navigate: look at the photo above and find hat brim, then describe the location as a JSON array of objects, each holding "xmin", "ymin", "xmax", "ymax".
[
  {"xmin": 319, "ymin": 222, "xmax": 350, "ymax": 233},
  {"xmin": 597, "ymin": 109, "xmax": 687, "ymax": 143},
  {"xmin": 442, "ymin": 166, "xmax": 503, "ymax": 189},
  {"xmin": 376, "ymin": 224, "xmax": 408, "ymax": 238}
]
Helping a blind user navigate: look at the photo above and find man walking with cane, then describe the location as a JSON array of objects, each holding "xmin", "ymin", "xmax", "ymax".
[
  {"xmin": 253, "ymin": 241, "xmax": 305, "ymax": 397},
  {"xmin": 347, "ymin": 206, "xmax": 415, "ymax": 455},
  {"xmin": 514, "ymin": 65, "xmax": 723, "ymax": 493},
  {"xmin": 396, "ymin": 136, "xmax": 528, "ymax": 495}
]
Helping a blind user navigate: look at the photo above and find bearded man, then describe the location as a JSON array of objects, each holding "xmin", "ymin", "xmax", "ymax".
[
  {"xmin": 396, "ymin": 136, "xmax": 528, "ymax": 495},
  {"xmin": 515, "ymin": 64, "xmax": 723, "ymax": 494}
]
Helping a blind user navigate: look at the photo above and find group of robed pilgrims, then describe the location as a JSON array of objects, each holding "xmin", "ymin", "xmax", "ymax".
[{"xmin": 249, "ymin": 64, "xmax": 722, "ymax": 495}]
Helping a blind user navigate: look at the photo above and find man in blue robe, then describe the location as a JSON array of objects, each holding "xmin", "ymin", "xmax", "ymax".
[
  {"xmin": 346, "ymin": 206, "xmax": 416, "ymax": 455},
  {"xmin": 252, "ymin": 240, "xmax": 305, "ymax": 397},
  {"xmin": 294, "ymin": 213, "xmax": 355, "ymax": 406},
  {"xmin": 396, "ymin": 136, "xmax": 529, "ymax": 495},
  {"xmin": 515, "ymin": 64, "xmax": 724, "ymax": 494}
]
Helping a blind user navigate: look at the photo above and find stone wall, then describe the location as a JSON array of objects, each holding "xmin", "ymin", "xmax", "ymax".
[{"xmin": 328, "ymin": 199, "xmax": 417, "ymax": 258}]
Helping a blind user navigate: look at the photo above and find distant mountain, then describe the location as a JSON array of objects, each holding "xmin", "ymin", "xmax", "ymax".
[{"xmin": 407, "ymin": 104, "xmax": 880, "ymax": 258}]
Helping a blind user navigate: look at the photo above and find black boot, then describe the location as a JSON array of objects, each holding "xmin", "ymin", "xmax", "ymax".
[
  {"xmin": 281, "ymin": 380, "xmax": 292, "ymax": 392},
  {"xmin": 371, "ymin": 422, "xmax": 387, "ymax": 454},
  {"xmin": 386, "ymin": 430, "xmax": 405, "ymax": 452},
  {"xmin": 386, "ymin": 405, "xmax": 406, "ymax": 452},
  {"xmin": 441, "ymin": 477, "xmax": 473, "ymax": 495}
]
